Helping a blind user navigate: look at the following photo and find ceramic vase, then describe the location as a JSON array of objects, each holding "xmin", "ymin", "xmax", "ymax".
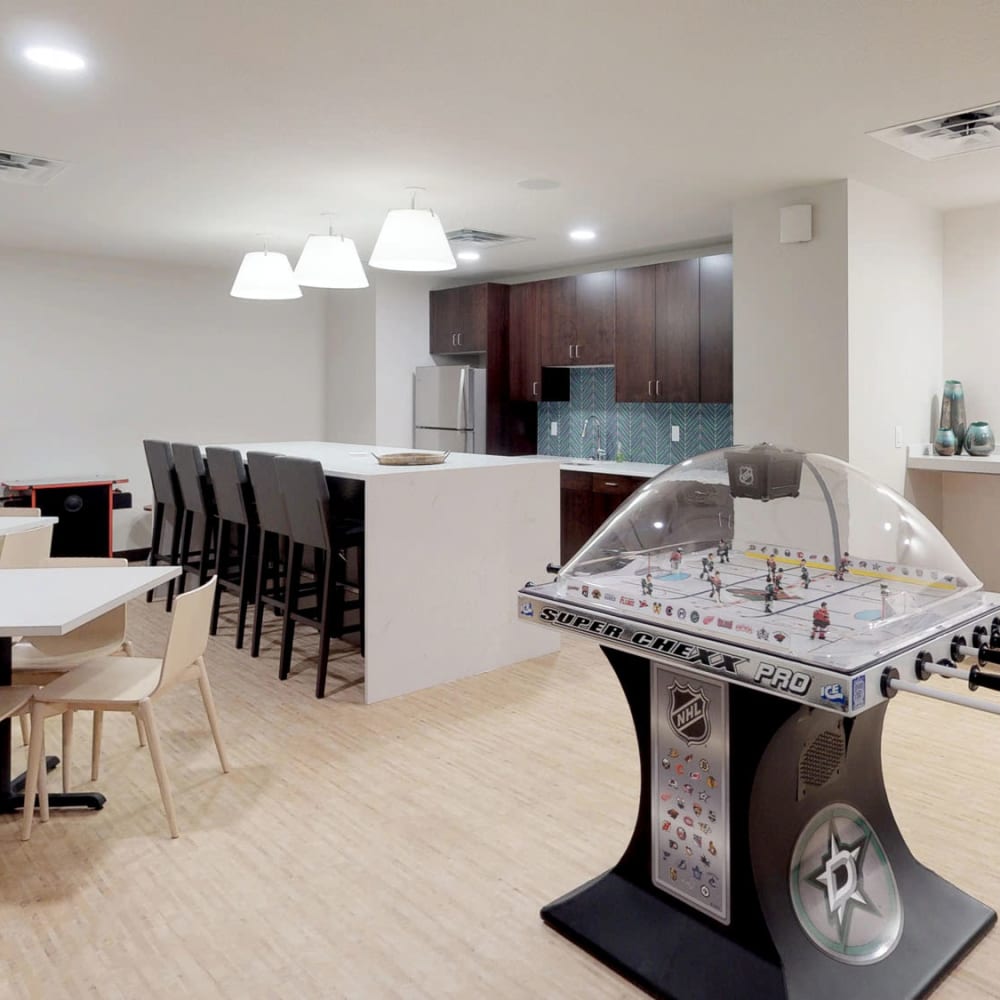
[
  {"xmin": 964, "ymin": 421, "xmax": 995, "ymax": 456},
  {"xmin": 933, "ymin": 427, "xmax": 957, "ymax": 456},
  {"xmin": 940, "ymin": 380, "xmax": 967, "ymax": 453}
]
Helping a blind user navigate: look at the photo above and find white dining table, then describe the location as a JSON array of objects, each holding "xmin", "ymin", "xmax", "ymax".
[
  {"xmin": 0, "ymin": 564, "xmax": 181, "ymax": 814},
  {"xmin": 0, "ymin": 516, "xmax": 58, "ymax": 536}
]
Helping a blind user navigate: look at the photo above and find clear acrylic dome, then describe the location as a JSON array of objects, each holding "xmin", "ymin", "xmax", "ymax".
[{"xmin": 556, "ymin": 444, "xmax": 982, "ymax": 672}]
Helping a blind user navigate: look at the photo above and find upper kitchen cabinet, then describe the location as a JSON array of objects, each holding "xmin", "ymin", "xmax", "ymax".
[
  {"xmin": 614, "ymin": 253, "xmax": 732, "ymax": 404},
  {"xmin": 614, "ymin": 264, "xmax": 657, "ymax": 401},
  {"xmin": 429, "ymin": 282, "xmax": 508, "ymax": 355},
  {"xmin": 538, "ymin": 272, "xmax": 616, "ymax": 367},
  {"xmin": 699, "ymin": 253, "xmax": 733, "ymax": 404},
  {"xmin": 509, "ymin": 281, "xmax": 544, "ymax": 401}
]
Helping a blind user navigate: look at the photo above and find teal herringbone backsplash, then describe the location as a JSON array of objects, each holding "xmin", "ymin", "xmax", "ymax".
[{"xmin": 537, "ymin": 367, "xmax": 733, "ymax": 464}]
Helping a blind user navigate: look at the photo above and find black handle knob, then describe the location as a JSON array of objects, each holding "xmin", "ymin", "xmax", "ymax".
[{"xmin": 968, "ymin": 665, "xmax": 1000, "ymax": 693}]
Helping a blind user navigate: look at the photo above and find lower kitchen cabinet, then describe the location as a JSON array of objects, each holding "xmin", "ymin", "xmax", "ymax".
[{"xmin": 560, "ymin": 470, "xmax": 647, "ymax": 565}]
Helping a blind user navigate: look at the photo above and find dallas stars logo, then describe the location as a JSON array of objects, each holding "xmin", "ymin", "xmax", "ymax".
[{"xmin": 806, "ymin": 823, "xmax": 880, "ymax": 944}]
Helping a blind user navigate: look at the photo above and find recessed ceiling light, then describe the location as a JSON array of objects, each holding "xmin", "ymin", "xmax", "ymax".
[
  {"xmin": 24, "ymin": 46, "xmax": 86, "ymax": 72},
  {"xmin": 456, "ymin": 251, "xmax": 480, "ymax": 261},
  {"xmin": 569, "ymin": 228, "xmax": 596, "ymax": 241}
]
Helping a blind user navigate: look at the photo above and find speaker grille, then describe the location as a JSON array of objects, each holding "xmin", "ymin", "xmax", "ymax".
[{"xmin": 798, "ymin": 725, "xmax": 845, "ymax": 800}]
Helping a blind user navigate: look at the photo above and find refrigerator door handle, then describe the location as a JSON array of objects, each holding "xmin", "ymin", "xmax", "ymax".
[{"xmin": 458, "ymin": 366, "xmax": 468, "ymax": 430}]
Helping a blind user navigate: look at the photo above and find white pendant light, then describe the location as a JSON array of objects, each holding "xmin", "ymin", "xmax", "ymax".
[
  {"xmin": 294, "ymin": 214, "xmax": 369, "ymax": 288},
  {"xmin": 368, "ymin": 188, "xmax": 456, "ymax": 272},
  {"xmin": 230, "ymin": 237, "xmax": 301, "ymax": 300}
]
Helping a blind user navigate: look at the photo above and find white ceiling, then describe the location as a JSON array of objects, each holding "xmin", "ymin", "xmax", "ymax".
[{"xmin": 4, "ymin": 0, "xmax": 1000, "ymax": 278}]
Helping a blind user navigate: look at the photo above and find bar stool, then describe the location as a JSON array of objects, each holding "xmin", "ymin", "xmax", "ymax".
[
  {"xmin": 171, "ymin": 443, "xmax": 218, "ymax": 597},
  {"xmin": 247, "ymin": 451, "xmax": 291, "ymax": 659},
  {"xmin": 275, "ymin": 456, "xmax": 364, "ymax": 698},
  {"xmin": 204, "ymin": 447, "xmax": 258, "ymax": 649},
  {"xmin": 142, "ymin": 440, "xmax": 185, "ymax": 611}
]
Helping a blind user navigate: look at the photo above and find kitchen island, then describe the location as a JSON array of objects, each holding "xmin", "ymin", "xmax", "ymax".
[{"xmin": 220, "ymin": 442, "xmax": 561, "ymax": 702}]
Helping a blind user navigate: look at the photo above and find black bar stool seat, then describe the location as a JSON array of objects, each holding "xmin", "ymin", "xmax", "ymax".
[
  {"xmin": 171, "ymin": 443, "xmax": 218, "ymax": 598},
  {"xmin": 142, "ymin": 439, "xmax": 185, "ymax": 612},
  {"xmin": 204, "ymin": 446, "xmax": 259, "ymax": 649},
  {"xmin": 274, "ymin": 456, "xmax": 365, "ymax": 698}
]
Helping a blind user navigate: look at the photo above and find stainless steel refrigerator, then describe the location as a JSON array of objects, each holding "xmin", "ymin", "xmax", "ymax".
[{"xmin": 413, "ymin": 365, "xmax": 487, "ymax": 453}]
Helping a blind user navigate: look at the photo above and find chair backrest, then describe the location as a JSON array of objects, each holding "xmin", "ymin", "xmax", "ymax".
[
  {"xmin": 0, "ymin": 507, "xmax": 40, "ymax": 518},
  {"xmin": 247, "ymin": 452, "xmax": 288, "ymax": 536},
  {"xmin": 0, "ymin": 524, "xmax": 53, "ymax": 567},
  {"xmin": 143, "ymin": 439, "xmax": 183, "ymax": 509},
  {"xmin": 155, "ymin": 576, "xmax": 216, "ymax": 695},
  {"xmin": 30, "ymin": 557, "xmax": 129, "ymax": 655},
  {"xmin": 275, "ymin": 456, "xmax": 330, "ymax": 551},
  {"xmin": 204, "ymin": 447, "xmax": 251, "ymax": 527},
  {"xmin": 172, "ymin": 443, "xmax": 212, "ymax": 515}
]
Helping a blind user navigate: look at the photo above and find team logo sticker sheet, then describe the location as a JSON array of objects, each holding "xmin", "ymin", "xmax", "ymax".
[
  {"xmin": 789, "ymin": 803, "xmax": 902, "ymax": 965},
  {"xmin": 651, "ymin": 663, "xmax": 730, "ymax": 924}
]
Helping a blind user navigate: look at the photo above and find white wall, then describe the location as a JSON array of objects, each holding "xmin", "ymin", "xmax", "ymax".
[
  {"xmin": 0, "ymin": 249, "xmax": 325, "ymax": 550},
  {"xmin": 323, "ymin": 284, "xmax": 376, "ymax": 444},
  {"xmin": 732, "ymin": 180, "xmax": 850, "ymax": 457},
  {"xmin": 925, "ymin": 203, "xmax": 1000, "ymax": 589},
  {"xmin": 373, "ymin": 273, "xmax": 437, "ymax": 446},
  {"xmin": 847, "ymin": 180, "xmax": 943, "ymax": 492}
]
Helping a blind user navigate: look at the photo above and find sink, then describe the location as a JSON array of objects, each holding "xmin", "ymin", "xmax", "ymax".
[{"xmin": 565, "ymin": 460, "xmax": 596, "ymax": 466}]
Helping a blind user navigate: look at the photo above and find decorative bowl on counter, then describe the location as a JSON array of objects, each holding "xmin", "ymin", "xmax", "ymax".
[
  {"xmin": 964, "ymin": 421, "xmax": 995, "ymax": 456},
  {"xmin": 371, "ymin": 451, "xmax": 450, "ymax": 466}
]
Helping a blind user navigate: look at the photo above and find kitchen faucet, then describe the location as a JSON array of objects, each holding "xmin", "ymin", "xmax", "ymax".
[{"xmin": 582, "ymin": 415, "xmax": 605, "ymax": 461}]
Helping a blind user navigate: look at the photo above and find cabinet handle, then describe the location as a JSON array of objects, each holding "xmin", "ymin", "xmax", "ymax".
[
  {"xmin": 604, "ymin": 482, "xmax": 619, "ymax": 487},
  {"xmin": 575, "ymin": 345, "xmax": 581, "ymax": 358},
  {"xmin": 648, "ymin": 380, "xmax": 653, "ymax": 397},
  {"xmin": 532, "ymin": 380, "xmax": 539, "ymax": 396},
  {"xmin": 457, "ymin": 332, "xmax": 462, "ymax": 346},
  {"xmin": 655, "ymin": 379, "xmax": 661, "ymax": 396},
  {"xmin": 568, "ymin": 344, "xmax": 573, "ymax": 359},
  {"xmin": 451, "ymin": 334, "xmax": 456, "ymax": 346}
]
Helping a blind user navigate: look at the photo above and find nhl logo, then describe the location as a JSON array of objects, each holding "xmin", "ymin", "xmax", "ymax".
[
  {"xmin": 738, "ymin": 464, "xmax": 755, "ymax": 486},
  {"xmin": 668, "ymin": 683, "xmax": 711, "ymax": 746}
]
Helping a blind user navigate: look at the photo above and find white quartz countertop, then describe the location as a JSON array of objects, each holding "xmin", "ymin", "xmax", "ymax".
[
  {"xmin": 534, "ymin": 455, "xmax": 668, "ymax": 479},
  {"xmin": 215, "ymin": 441, "xmax": 561, "ymax": 481}
]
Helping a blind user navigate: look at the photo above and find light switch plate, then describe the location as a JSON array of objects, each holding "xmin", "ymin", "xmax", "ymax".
[
  {"xmin": 671, "ymin": 425, "xmax": 680, "ymax": 442},
  {"xmin": 894, "ymin": 425, "xmax": 903, "ymax": 448},
  {"xmin": 550, "ymin": 421, "xmax": 558, "ymax": 436}
]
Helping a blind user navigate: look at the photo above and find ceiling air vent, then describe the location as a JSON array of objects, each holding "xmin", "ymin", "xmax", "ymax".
[
  {"xmin": 446, "ymin": 228, "xmax": 531, "ymax": 249},
  {"xmin": 0, "ymin": 149, "xmax": 68, "ymax": 185},
  {"xmin": 869, "ymin": 101, "xmax": 1000, "ymax": 160}
]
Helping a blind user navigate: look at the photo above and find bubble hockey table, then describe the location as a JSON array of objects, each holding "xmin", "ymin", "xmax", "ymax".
[{"xmin": 517, "ymin": 446, "xmax": 1000, "ymax": 1000}]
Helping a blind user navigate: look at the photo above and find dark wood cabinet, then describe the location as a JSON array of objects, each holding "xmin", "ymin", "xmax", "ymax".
[
  {"xmin": 538, "ymin": 272, "xmax": 616, "ymax": 367},
  {"xmin": 699, "ymin": 253, "xmax": 734, "ymax": 404},
  {"xmin": 429, "ymin": 283, "xmax": 505, "ymax": 355},
  {"xmin": 614, "ymin": 265, "xmax": 657, "ymax": 402},
  {"xmin": 615, "ymin": 254, "xmax": 731, "ymax": 404},
  {"xmin": 656, "ymin": 258, "xmax": 701, "ymax": 403},
  {"xmin": 559, "ymin": 470, "xmax": 647, "ymax": 564},
  {"xmin": 509, "ymin": 281, "xmax": 543, "ymax": 402}
]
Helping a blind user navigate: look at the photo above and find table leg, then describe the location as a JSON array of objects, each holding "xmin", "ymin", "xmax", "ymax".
[{"xmin": 1, "ymin": 636, "xmax": 106, "ymax": 815}]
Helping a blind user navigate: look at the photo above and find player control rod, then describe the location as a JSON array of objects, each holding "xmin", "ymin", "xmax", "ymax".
[
  {"xmin": 883, "ymin": 668, "xmax": 1000, "ymax": 718},
  {"xmin": 951, "ymin": 641, "xmax": 1000, "ymax": 667}
]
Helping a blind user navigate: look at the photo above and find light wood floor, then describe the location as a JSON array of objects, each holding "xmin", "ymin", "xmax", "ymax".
[{"xmin": 2, "ymin": 596, "xmax": 1000, "ymax": 999}]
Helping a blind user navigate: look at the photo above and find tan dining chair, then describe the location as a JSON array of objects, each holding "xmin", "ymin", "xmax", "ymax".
[
  {"xmin": 21, "ymin": 577, "xmax": 229, "ymax": 840},
  {"xmin": 0, "ymin": 522, "xmax": 53, "ymax": 567},
  {"xmin": 0, "ymin": 507, "xmax": 41, "ymax": 517},
  {"xmin": 0, "ymin": 688, "xmax": 48, "ymax": 821},
  {"xmin": 13, "ymin": 557, "xmax": 142, "ymax": 791}
]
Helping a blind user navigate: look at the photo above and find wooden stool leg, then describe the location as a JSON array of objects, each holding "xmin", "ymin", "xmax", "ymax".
[
  {"xmin": 61, "ymin": 711, "xmax": 74, "ymax": 794},
  {"xmin": 197, "ymin": 658, "xmax": 230, "ymax": 773}
]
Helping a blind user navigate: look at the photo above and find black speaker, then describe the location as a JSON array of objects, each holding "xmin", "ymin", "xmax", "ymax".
[{"xmin": 34, "ymin": 484, "xmax": 111, "ymax": 557}]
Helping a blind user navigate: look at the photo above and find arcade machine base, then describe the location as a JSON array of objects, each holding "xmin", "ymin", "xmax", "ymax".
[{"xmin": 540, "ymin": 648, "xmax": 996, "ymax": 1000}]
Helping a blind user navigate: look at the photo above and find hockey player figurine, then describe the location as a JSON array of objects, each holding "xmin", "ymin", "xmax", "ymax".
[
  {"xmin": 764, "ymin": 580, "xmax": 776, "ymax": 614},
  {"xmin": 709, "ymin": 571, "xmax": 723, "ymax": 604},
  {"xmin": 670, "ymin": 549, "xmax": 683, "ymax": 573},
  {"xmin": 811, "ymin": 602, "xmax": 830, "ymax": 640},
  {"xmin": 834, "ymin": 552, "xmax": 850, "ymax": 582},
  {"xmin": 716, "ymin": 540, "xmax": 730, "ymax": 563},
  {"xmin": 766, "ymin": 554, "xmax": 777, "ymax": 581},
  {"xmin": 799, "ymin": 559, "xmax": 810, "ymax": 589},
  {"xmin": 700, "ymin": 555, "xmax": 713, "ymax": 580},
  {"xmin": 773, "ymin": 570, "xmax": 783, "ymax": 594},
  {"xmin": 641, "ymin": 573, "xmax": 654, "ymax": 596}
]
